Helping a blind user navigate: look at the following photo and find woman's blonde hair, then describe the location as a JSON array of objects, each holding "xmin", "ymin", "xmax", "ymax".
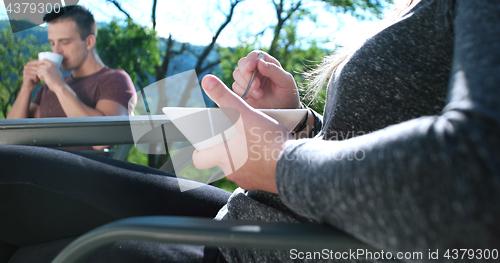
[{"xmin": 302, "ymin": 0, "xmax": 418, "ymax": 101}]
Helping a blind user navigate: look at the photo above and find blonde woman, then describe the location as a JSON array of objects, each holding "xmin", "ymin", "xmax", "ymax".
[
  {"xmin": 1, "ymin": 0, "xmax": 499, "ymax": 262},
  {"xmin": 195, "ymin": 0, "xmax": 500, "ymax": 261}
]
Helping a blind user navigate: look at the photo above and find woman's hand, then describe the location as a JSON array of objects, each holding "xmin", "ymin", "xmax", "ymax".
[
  {"xmin": 192, "ymin": 74, "xmax": 294, "ymax": 194},
  {"xmin": 232, "ymin": 50, "xmax": 301, "ymax": 110}
]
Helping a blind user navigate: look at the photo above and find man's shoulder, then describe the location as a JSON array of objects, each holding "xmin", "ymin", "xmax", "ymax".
[
  {"xmin": 99, "ymin": 67, "xmax": 131, "ymax": 79},
  {"xmin": 95, "ymin": 67, "xmax": 134, "ymax": 87},
  {"xmin": 94, "ymin": 66, "xmax": 135, "ymax": 92}
]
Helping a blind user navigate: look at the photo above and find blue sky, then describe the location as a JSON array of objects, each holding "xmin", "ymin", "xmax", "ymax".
[{"xmin": 0, "ymin": 0, "xmax": 402, "ymax": 49}]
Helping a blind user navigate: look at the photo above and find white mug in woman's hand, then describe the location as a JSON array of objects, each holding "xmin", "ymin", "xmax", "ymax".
[{"xmin": 38, "ymin": 52, "xmax": 63, "ymax": 67}]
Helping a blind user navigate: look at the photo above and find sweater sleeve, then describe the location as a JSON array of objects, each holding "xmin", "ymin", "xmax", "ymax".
[{"xmin": 276, "ymin": 0, "xmax": 500, "ymax": 254}]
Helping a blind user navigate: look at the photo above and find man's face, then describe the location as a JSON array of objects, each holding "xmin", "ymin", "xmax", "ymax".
[{"xmin": 47, "ymin": 20, "xmax": 89, "ymax": 72}]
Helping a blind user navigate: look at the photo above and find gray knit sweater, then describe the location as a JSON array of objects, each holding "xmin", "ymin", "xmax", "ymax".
[{"xmin": 217, "ymin": 0, "xmax": 500, "ymax": 262}]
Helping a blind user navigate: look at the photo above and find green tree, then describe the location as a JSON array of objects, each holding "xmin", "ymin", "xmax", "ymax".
[
  {"xmin": 322, "ymin": 0, "xmax": 393, "ymax": 18},
  {"xmin": 96, "ymin": 19, "xmax": 162, "ymax": 88},
  {"xmin": 106, "ymin": 0, "xmax": 242, "ymax": 91},
  {"xmin": 0, "ymin": 24, "xmax": 50, "ymax": 119},
  {"xmin": 268, "ymin": 0, "xmax": 393, "ymax": 57},
  {"xmin": 270, "ymin": 0, "xmax": 392, "ymax": 112}
]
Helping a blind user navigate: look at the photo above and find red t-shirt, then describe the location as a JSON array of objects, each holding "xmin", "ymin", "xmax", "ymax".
[{"xmin": 32, "ymin": 66, "xmax": 137, "ymax": 117}]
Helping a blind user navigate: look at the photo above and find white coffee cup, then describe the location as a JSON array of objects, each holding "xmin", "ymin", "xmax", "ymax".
[{"xmin": 38, "ymin": 52, "xmax": 63, "ymax": 67}]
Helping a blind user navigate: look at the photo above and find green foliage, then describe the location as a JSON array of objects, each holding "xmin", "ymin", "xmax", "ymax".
[
  {"xmin": 125, "ymin": 145, "xmax": 149, "ymax": 166},
  {"xmin": 322, "ymin": 0, "xmax": 394, "ymax": 19},
  {"xmin": 96, "ymin": 19, "xmax": 161, "ymax": 87},
  {"xmin": 212, "ymin": 177, "xmax": 239, "ymax": 193},
  {"xmin": 0, "ymin": 23, "xmax": 50, "ymax": 119}
]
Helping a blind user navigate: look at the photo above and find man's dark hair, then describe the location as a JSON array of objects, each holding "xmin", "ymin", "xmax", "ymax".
[{"xmin": 43, "ymin": 5, "xmax": 97, "ymax": 40}]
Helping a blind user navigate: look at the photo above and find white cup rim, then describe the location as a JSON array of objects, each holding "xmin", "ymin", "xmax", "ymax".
[{"xmin": 38, "ymin": 52, "xmax": 63, "ymax": 66}]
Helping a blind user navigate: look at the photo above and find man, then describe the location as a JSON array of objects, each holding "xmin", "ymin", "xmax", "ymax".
[{"xmin": 7, "ymin": 5, "xmax": 136, "ymax": 121}]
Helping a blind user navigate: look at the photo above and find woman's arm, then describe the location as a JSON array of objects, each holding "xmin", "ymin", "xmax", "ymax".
[{"xmin": 276, "ymin": 0, "xmax": 500, "ymax": 253}]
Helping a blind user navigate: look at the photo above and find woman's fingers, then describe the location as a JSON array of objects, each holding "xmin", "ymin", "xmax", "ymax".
[
  {"xmin": 235, "ymin": 51, "xmax": 293, "ymax": 92},
  {"xmin": 232, "ymin": 67, "xmax": 246, "ymax": 92},
  {"xmin": 233, "ymin": 50, "xmax": 280, "ymax": 100},
  {"xmin": 236, "ymin": 50, "xmax": 277, "ymax": 79},
  {"xmin": 255, "ymin": 59, "xmax": 293, "ymax": 88},
  {"xmin": 244, "ymin": 51, "xmax": 281, "ymax": 68},
  {"xmin": 232, "ymin": 68, "xmax": 262, "ymax": 98}
]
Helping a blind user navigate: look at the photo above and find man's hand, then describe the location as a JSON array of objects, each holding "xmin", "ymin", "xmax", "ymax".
[
  {"xmin": 232, "ymin": 50, "xmax": 301, "ymax": 110},
  {"xmin": 22, "ymin": 60, "xmax": 41, "ymax": 92},
  {"xmin": 7, "ymin": 60, "xmax": 42, "ymax": 119},
  {"xmin": 192, "ymin": 74, "xmax": 294, "ymax": 194},
  {"xmin": 37, "ymin": 60, "xmax": 66, "ymax": 93}
]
